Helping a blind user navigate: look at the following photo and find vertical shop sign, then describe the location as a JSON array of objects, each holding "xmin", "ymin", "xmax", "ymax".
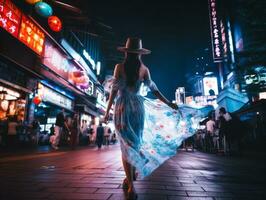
[{"xmin": 208, "ymin": 0, "xmax": 223, "ymax": 62}]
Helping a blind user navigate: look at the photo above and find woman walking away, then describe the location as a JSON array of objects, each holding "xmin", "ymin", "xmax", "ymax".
[{"xmin": 104, "ymin": 38, "xmax": 211, "ymax": 199}]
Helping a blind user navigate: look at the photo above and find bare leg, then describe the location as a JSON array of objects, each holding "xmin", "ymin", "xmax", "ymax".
[
  {"xmin": 122, "ymin": 157, "xmax": 137, "ymax": 199},
  {"xmin": 122, "ymin": 157, "xmax": 134, "ymax": 187}
]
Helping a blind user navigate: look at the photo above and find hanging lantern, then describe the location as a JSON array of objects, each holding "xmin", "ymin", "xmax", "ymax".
[
  {"xmin": 35, "ymin": 2, "xmax": 53, "ymax": 18},
  {"xmin": 72, "ymin": 70, "xmax": 83, "ymax": 78},
  {"xmin": 25, "ymin": 0, "xmax": 42, "ymax": 4},
  {"xmin": 33, "ymin": 96, "xmax": 42, "ymax": 105},
  {"xmin": 48, "ymin": 16, "xmax": 62, "ymax": 32}
]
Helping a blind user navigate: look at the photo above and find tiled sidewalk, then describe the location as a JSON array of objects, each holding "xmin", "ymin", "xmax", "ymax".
[{"xmin": 0, "ymin": 145, "xmax": 265, "ymax": 200}]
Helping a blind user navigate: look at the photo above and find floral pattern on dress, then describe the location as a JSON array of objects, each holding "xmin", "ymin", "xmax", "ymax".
[{"xmin": 108, "ymin": 77, "xmax": 213, "ymax": 179}]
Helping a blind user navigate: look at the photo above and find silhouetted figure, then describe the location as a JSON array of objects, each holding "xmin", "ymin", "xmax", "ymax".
[{"xmin": 96, "ymin": 122, "xmax": 104, "ymax": 149}]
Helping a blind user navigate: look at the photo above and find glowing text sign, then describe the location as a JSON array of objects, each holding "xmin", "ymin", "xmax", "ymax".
[
  {"xmin": 18, "ymin": 15, "xmax": 45, "ymax": 55},
  {"xmin": 83, "ymin": 49, "xmax": 101, "ymax": 74},
  {"xmin": 0, "ymin": 0, "xmax": 21, "ymax": 37},
  {"xmin": 38, "ymin": 83, "xmax": 74, "ymax": 110},
  {"xmin": 209, "ymin": 0, "xmax": 222, "ymax": 63},
  {"xmin": 43, "ymin": 39, "xmax": 71, "ymax": 80}
]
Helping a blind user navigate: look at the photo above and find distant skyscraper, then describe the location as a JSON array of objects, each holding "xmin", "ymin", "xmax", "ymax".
[{"xmin": 175, "ymin": 87, "xmax": 185, "ymax": 105}]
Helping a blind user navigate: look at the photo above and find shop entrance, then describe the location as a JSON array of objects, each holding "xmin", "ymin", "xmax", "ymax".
[
  {"xmin": 34, "ymin": 101, "xmax": 73, "ymax": 146},
  {"xmin": 0, "ymin": 84, "xmax": 28, "ymax": 147}
]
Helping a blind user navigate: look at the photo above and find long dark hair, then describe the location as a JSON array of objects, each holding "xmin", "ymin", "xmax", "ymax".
[{"xmin": 123, "ymin": 53, "xmax": 142, "ymax": 86}]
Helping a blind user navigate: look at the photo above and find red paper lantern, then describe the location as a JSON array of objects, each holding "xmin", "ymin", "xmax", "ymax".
[
  {"xmin": 33, "ymin": 96, "xmax": 42, "ymax": 105},
  {"xmin": 48, "ymin": 16, "xmax": 62, "ymax": 32},
  {"xmin": 73, "ymin": 71, "xmax": 84, "ymax": 78}
]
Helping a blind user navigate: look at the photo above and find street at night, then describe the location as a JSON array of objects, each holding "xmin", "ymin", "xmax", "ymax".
[
  {"xmin": 0, "ymin": 146, "xmax": 266, "ymax": 200},
  {"xmin": 1, "ymin": 0, "xmax": 266, "ymax": 200}
]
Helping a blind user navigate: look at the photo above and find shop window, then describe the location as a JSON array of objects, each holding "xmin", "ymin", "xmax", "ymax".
[{"xmin": 0, "ymin": 85, "xmax": 26, "ymax": 121}]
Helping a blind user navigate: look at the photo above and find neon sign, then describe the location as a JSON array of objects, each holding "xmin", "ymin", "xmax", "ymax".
[
  {"xmin": 83, "ymin": 49, "xmax": 95, "ymax": 69},
  {"xmin": 43, "ymin": 39, "xmax": 71, "ymax": 80},
  {"xmin": 220, "ymin": 20, "xmax": 227, "ymax": 58},
  {"xmin": 208, "ymin": 0, "xmax": 223, "ymax": 63},
  {"xmin": 0, "ymin": 0, "xmax": 45, "ymax": 55},
  {"xmin": 38, "ymin": 83, "xmax": 74, "ymax": 110},
  {"xmin": 19, "ymin": 15, "xmax": 45, "ymax": 55},
  {"xmin": 83, "ymin": 49, "xmax": 101, "ymax": 75},
  {"xmin": 0, "ymin": 0, "xmax": 21, "ymax": 37}
]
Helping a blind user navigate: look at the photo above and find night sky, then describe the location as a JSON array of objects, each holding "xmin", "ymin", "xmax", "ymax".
[{"xmin": 81, "ymin": 0, "xmax": 212, "ymax": 100}]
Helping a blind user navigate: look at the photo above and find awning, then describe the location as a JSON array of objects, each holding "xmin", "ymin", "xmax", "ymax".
[{"xmin": 0, "ymin": 78, "xmax": 32, "ymax": 93}]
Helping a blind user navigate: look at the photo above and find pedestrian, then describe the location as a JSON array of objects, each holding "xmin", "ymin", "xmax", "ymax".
[
  {"xmin": 0, "ymin": 117, "xmax": 8, "ymax": 147},
  {"xmin": 31, "ymin": 119, "xmax": 40, "ymax": 145},
  {"xmin": 104, "ymin": 124, "xmax": 112, "ymax": 146},
  {"xmin": 111, "ymin": 131, "xmax": 117, "ymax": 144},
  {"xmin": 206, "ymin": 113, "xmax": 216, "ymax": 153},
  {"xmin": 51, "ymin": 109, "xmax": 66, "ymax": 150},
  {"xmin": 50, "ymin": 124, "xmax": 55, "ymax": 135},
  {"xmin": 103, "ymin": 38, "xmax": 207, "ymax": 199},
  {"xmin": 218, "ymin": 107, "xmax": 232, "ymax": 154},
  {"xmin": 70, "ymin": 113, "xmax": 79, "ymax": 150},
  {"xmin": 96, "ymin": 122, "xmax": 104, "ymax": 149},
  {"xmin": 7, "ymin": 116, "xmax": 18, "ymax": 146}
]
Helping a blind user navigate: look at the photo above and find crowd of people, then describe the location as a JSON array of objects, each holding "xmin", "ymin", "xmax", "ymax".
[
  {"xmin": 0, "ymin": 108, "xmax": 117, "ymax": 150},
  {"xmin": 190, "ymin": 107, "xmax": 246, "ymax": 155},
  {"xmin": 0, "ymin": 116, "xmax": 41, "ymax": 147},
  {"xmin": 49, "ymin": 109, "xmax": 117, "ymax": 150},
  {"xmin": 0, "ymin": 106, "xmax": 248, "ymax": 155}
]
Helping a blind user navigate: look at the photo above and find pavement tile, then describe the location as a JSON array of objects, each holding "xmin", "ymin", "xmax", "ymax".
[
  {"xmin": 201, "ymin": 186, "xmax": 229, "ymax": 192},
  {"xmin": 166, "ymin": 185, "xmax": 205, "ymax": 191},
  {"xmin": 137, "ymin": 194, "xmax": 168, "ymax": 200},
  {"xmin": 95, "ymin": 188, "xmax": 125, "ymax": 194},
  {"xmin": 44, "ymin": 187, "xmax": 77, "ymax": 193},
  {"xmin": 75, "ymin": 188, "xmax": 98, "ymax": 193},
  {"xmin": 187, "ymin": 191, "xmax": 234, "ymax": 197},
  {"xmin": 135, "ymin": 188, "xmax": 187, "ymax": 196},
  {"xmin": 168, "ymin": 197, "xmax": 213, "ymax": 200},
  {"xmin": 49, "ymin": 193, "xmax": 111, "ymax": 200},
  {"xmin": 0, "ymin": 146, "xmax": 265, "ymax": 200},
  {"xmin": 131, "ymin": 184, "xmax": 165, "ymax": 189},
  {"xmin": 66, "ymin": 183, "xmax": 120, "ymax": 188},
  {"xmin": 135, "ymin": 180, "xmax": 182, "ymax": 186},
  {"xmin": 106, "ymin": 193, "xmax": 127, "ymax": 200}
]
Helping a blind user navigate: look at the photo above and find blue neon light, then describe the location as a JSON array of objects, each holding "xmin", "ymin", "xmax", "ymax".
[{"xmin": 40, "ymin": 80, "xmax": 75, "ymax": 100}]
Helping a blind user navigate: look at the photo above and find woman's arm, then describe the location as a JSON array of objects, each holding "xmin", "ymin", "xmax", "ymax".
[
  {"xmin": 144, "ymin": 68, "xmax": 178, "ymax": 110},
  {"xmin": 104, "ymin": 64, "xmax": 120, "ymax": 122}
]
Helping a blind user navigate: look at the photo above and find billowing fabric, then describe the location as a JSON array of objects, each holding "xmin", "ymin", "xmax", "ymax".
[{"xmin": 110, "ymin": 77, "xmax": 211, "ymax": 178}]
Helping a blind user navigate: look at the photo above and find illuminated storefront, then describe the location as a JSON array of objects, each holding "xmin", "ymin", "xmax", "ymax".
[
  {"xmin": 34, "ymin": 82, "xmax": 75, "ymax": 133},
  {"xmin": 0, "ymin": 85, "xmax": 26, "ymax": 121},
  {"xmin": 0, "ymin": 0, "xmax": 103, "ymax": 147}
]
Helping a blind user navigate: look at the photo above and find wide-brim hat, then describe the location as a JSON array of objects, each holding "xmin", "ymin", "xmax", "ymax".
[{"xmin": 117, "ymin": 37, "xmax": 151, "ymax": 54}]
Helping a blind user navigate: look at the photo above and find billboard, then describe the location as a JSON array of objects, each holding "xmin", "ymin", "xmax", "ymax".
[{"xmin": 203, "ymin": 77, "xmax": 219, "ymax": 96}]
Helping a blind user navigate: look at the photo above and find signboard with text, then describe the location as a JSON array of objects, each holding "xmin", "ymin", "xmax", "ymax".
[
  {"xmin": 208, "ymin": 0, "xmax": 223, "ymax": 63},
  {"xmin": 38, "ymin": 83, "xmax": 74, "ymax": 111},
  {"xmin": 0, "ymin": 0, "xmax": 45, "ymax": 55},
  {"xmin": 43, "ymin": 39, "xmax": 71, "ymax": 80},
  {"xmin": 0, "ymin": 0, "xmax": 21, "ymax": 37},
  {"xmin": 18, "ymin": 15, "xmax": 45, "ymax": 55}
]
